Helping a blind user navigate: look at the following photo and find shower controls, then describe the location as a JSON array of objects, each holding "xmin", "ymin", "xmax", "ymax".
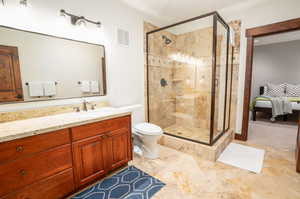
[
  {"xmin": 162, "ymin": 35, "xmax": 172, "ymax": 45},
  {"xmin": 160, "ymin": 78, "xmax": 168, "ymax": 87}
]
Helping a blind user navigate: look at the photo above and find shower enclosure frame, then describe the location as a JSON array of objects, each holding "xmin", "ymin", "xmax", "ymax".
[{"xmin": 146, "ymin": 11, "xmax": 231, "ymax": 146}]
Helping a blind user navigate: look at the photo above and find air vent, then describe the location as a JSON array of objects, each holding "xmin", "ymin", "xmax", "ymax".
[{"xmin": 117, "ymin": 28, "xmax": 129, "ymax": 47}]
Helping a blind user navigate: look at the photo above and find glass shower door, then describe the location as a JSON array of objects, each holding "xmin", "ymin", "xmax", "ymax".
[
  {"xmin": 147, "ymin": 12, "xmax": 231, "ymax": 146},
  {"xmin": 212, "ymin": 16, "xmax": 229, "ymax": 143},
  {"xmin": 147, "ymin": 16, "xmax": 214, "ymax": 145}
]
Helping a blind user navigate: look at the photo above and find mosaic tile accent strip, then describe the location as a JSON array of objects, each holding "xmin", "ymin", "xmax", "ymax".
[{"xmin": 0, "ymin": 101, "xmax": 109, "ymax": 123}]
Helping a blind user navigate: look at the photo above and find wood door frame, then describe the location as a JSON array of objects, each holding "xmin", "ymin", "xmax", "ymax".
[{"xmin": 238, "ymin": 17, "xmax": 300, "ymax": 141}]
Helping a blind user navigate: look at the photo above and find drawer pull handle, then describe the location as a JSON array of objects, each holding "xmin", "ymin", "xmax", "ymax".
[
  {"xmin": 19, "ymin": 169, "xmax": 27, "ymax": 176},
  {"xmin": 16, "ymin": 146, "xmax": 24, "ymax": 152},
  {"xmin": 103, "ymin": 135, "xmax": 109, "ymax": 139}
]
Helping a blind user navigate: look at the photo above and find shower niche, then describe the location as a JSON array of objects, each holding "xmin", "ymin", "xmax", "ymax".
[{"xmin": 146, "ymin": 12, "xmax": 232, "ymax": 146}]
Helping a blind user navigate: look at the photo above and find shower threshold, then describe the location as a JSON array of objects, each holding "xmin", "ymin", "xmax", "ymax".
[
  {"xmin": 158, "ymin": 130, "xmax": 234, "ymax": 161},
  {"xmin": 163, "ymin": 124, "xmax": 210, "ymax": 143}
]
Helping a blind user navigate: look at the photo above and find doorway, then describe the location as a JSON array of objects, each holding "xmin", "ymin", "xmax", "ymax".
[{"xmin": 239, "ymin": 17, "xmax": 300, "ymax": 172}]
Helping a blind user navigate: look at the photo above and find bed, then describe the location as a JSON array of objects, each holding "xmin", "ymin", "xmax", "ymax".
[{"xmin": 252, "ymin": 86, "xmax": 300, "ymax": 121}]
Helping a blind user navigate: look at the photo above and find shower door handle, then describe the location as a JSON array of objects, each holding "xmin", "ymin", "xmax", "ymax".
[{"xmin": 215, "ymin": 79, "xmax": 219, "ymax": 87}]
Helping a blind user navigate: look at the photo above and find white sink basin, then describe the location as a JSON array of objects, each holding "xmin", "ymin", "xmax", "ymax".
[
  {"xmin": 85, "ymin": 107, "xmax": 117, "ymax": 114},
  {"xmin": 72, "ymin": 107, "xmax": 118, "ymax": 118},
  {"xmin": 91, "ymin": 107, "xmax": 117, "ymax": 112}
]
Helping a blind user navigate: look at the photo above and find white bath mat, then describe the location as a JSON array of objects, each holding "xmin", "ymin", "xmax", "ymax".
[{"xmin": 217, "ymin": 143, "xmax": 265, "ymax": 173}]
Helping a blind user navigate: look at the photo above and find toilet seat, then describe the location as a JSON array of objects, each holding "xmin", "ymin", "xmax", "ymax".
[{"xmin": 133, "ymin": 123, "xmax": 163, "ymax": 136}]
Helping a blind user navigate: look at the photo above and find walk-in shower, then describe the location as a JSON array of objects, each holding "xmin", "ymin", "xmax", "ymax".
[{"xmin": 146, "ymin": 12, "xmax": 232, "ymax": 146}]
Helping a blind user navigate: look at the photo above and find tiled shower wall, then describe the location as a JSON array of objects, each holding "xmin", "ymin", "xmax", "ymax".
[
  {"xmin": 228, "ymin": 20, "xmax": 241, "ymax": 132},
  {"xmin": 145, "ymin": 22, "xmax": 177, "ymax": 128},
  {"xmin": 144, "ymin": 20, "xmax": 241, "ymax": 134},
  {"xmin": 173, "ymin": 27, "xmax": 213, "ymax": 130}
]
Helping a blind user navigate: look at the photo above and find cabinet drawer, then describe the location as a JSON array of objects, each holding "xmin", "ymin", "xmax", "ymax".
[
  {"xmin": 71, "ymin": 115, "xmax": 131, "ymax": 141},
  {"xmin": 107, "ymin": 115, "xmax": 131, "ymax": 131},
  {"xmin": 0, "ymin": 129, "xmax": 70, "ymax": 164},
  {"xmin": 2, "ymin": 168, "xmax": 74, "ymax": 199},
  {"xmin": 0, "ymin": 144, "xmax": 72, "ymax": 197}
]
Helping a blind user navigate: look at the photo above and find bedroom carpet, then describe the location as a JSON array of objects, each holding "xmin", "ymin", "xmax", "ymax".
[{"xmin": 248, "ymin": 121, "xmax": 298, "ymax": 151}]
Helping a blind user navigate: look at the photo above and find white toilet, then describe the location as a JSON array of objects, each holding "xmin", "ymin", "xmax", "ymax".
[{"xmin": 132, "ymin": 122, "xmax": 163, "ymax": 159}]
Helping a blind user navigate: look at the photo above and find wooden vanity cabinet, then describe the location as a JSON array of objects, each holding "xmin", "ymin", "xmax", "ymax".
[
  {"xmin": 0, "ymin": 115, "xmax": 132, "ymax": 199},
  {"xmin": 107, "ymin": 127, "xmax": 131, "ymax": 171},
  {"xmin": 0, "ymin": 129, "xmax": 73, "ymax": 199},
  {"xmin": 71, "ymin": 115, "xmax": 132, "ymax": 188},
  {"xmin": 2, "ymin": 168, "xmax": 75, "ymax": 199},
  {"xmin": 72, "ymin": 135, "xmax": 108, "ymax": 188}
]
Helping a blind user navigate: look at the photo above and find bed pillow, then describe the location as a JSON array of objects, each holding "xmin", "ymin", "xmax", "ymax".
[
  {"xmin": 266, "ymin": 83, "xmax": 286, "ymax": 97},
  {"xmin": 263, "ymin": 86, "xmax": 268, "ymax": 95},
  {"xmin": 286, "ymin": 84, "xmax": 300, "ymax": 97}
]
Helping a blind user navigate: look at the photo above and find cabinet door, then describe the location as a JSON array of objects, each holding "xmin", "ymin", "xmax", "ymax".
[
  {"xmin": 0, "ymin": 45, "xmax": 23, "ymax": 102},
  {"xmin": 72, "ymin": 135, "xmax": 108, "ymax": 188},
  {"xmin": 107, "ymin": 128, "xmax": 131, "ymax": 171}
]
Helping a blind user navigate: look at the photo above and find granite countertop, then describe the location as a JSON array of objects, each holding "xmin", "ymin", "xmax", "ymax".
[{"xmin": 0, "ymin": 107, "xmax": 131, "ymax": 143}]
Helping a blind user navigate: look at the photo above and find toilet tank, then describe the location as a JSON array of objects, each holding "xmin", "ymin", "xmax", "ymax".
[{"xmin": 118, "ymin": 104, "xmax": 145, "ymax": 126}]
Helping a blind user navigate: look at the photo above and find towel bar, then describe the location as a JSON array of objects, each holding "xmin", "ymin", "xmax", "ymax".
[{"xmin": 25, "ymin": 82, "xmax": 58, "ymax": 86}]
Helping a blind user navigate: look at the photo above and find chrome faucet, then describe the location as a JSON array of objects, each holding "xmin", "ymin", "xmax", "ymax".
[{"xmin": 82, "ymin": 100, "xmax": 89, "ymax": 112}]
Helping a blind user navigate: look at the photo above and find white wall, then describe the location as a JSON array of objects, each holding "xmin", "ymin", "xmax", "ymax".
[
  {"xmin": 0, "ymin": 0, "xmax": 145, "ymax": 117},
  {"xmin": 218, "ymin": 0, "xmax": 300, "ymax": 134},
  {"xmin": 252, "ymin": 40, "xmax": 300, "ymax": 99}
]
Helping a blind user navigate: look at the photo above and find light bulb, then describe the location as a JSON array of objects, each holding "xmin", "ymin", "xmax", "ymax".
[
  {"xmin": 76, "ymin": 17, "xmax": 87, "ymax": 28},
  {"xmin": 60, "ymin": 9, "xmax": 66, "ymax": 18},
  {"xmin": 58, "ymin": 10, "xmax": 69, "ymax": 25},
  {"xmin": 19, "ymin": 0, "xmax": 27, "ymax": 8}
]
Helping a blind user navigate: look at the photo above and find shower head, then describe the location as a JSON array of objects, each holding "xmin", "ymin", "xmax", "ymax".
[{"xmin": 162, "ymin": 35, "xmax": 172, "ymax": 45}]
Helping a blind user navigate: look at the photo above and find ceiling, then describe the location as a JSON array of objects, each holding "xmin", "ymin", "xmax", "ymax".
[
  {"xmin": 254, "ymin": 30, "xmax": 300, "ymax": 46},
  {"xmin": 120, "ymin": 0, "xmax": 249, "ymax": 26}
]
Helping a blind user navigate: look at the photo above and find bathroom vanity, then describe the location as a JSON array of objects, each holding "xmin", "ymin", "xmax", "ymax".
[{"xmin": 0, "ymin": 110, "xmax": 132, "ymax": 198}]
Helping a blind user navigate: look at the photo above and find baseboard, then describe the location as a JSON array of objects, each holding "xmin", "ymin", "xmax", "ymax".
[{"xmin": 234, "ymin": 133, "xmax": 247, "ymax": 141}]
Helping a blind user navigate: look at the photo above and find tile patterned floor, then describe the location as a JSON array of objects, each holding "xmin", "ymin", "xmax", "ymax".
[{"xmin": 131, "ymin": 141, "xmax": 300, "ymax": 199}]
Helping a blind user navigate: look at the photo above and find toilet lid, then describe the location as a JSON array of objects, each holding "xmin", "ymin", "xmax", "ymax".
[{"xmin": 133, "ymin": 123, "xmax": 163, "ymax": 135}]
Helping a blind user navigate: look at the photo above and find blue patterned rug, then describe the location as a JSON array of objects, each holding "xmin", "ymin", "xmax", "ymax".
[{"xmin": 71, "ymin": 166, "xmax": 165, "ymax": 199}]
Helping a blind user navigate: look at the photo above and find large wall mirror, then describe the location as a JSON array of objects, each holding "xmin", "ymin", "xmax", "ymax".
[{"xmin": 0, "ymin": 26, "xmax": 106, "ymax": 103}]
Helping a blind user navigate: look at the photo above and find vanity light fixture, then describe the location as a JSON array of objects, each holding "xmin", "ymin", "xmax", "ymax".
[
  {"xmin": 19, "ymin": 0, "xmax": 28, "ymax": 7},
  {"xmin": 60, "ymin": 9, "xmax": 101, "ymax": 28},
  {"xmin": 75, "ymin": 17, "xmax": 87, "ymax": 28}
]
